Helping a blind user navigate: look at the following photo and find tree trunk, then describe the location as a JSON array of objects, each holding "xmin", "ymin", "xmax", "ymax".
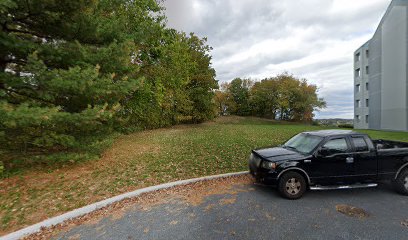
[{"xmin": 0, "ymin": 57, "xmax": 6, "ymax": 89}]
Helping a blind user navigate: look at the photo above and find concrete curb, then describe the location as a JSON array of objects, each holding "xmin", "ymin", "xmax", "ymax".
[{"xmin": 1, "ymin": 171, "xmax": 249, "ymax": 240}]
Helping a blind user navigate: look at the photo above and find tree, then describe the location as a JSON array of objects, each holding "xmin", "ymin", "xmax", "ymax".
[
  {"xmin": 0, "ymin": 0, "xmax": 163, "ymax": 150},
  {"xmin": 225, "ymin": 78, "xmax": 252, "ymax": 116},
  {"xmin": 274, "ymin": 73, "xmax": 326, "ymax": 121},
  {"xmin": 249, "ymin": 79, "xmax": 279, "ymax": 118},
  {"xmin": 218, "ymin": 73, "xmax": 326, "ymax": 121},
  {"xmin": 185, "ymin": 34, "xmax": 218, "ymax": 123},
  {"xmin": 0, "ymin": 0, "xmax": 220, "ymax": 173},
  {"xmin": 126, "ymin": 31, "xmax": 218, "ymax": 127}
]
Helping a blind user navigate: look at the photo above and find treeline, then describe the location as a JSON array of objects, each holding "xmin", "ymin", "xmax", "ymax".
[
  {"xmin": 0, "ymin": 0, "xmax": 217, "ymax": 155},
  {"xmin": 215, "ymin": 74, "xmax": 326, "ymax": 122}
]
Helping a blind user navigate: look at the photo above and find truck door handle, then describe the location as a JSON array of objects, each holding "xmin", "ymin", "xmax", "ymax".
[
  {"xmin": 304, "ymin": 160, "xmax": 312, "ymax": 163},
  {"xmin": 346, "ymin": 157, "xmax": 354, "ymax": 163}
]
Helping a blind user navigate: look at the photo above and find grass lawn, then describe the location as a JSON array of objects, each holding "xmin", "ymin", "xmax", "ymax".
[{"xmin": 1, "ymin": 116, "xmax": 407, "ymax": 235}]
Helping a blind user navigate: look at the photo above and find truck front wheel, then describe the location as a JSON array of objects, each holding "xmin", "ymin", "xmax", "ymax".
[
  {"xmin": 394, "ymin": 169, "xmax": 408, "ymax": 195},
  {"xmin": 278, "ymin": 171, "xmax": 307, "ymax": 199}
]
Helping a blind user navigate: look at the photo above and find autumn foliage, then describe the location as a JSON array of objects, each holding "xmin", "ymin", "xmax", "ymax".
[
  {"xmin": 215, "ymin": 73, "xmax": 326, "ymax": 122},
  {"xmin": 0, "ymin": 0, "xmax": 217, "ymax": 158}
]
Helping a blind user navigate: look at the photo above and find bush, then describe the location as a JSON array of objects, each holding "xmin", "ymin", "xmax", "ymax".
[
  {"xmin": 338, "ymin": 124, "xmax": 354, "ymax": 129},
  {"xmin": 0, "ymin": 102, "xmax": 115, "ymax": 152},
  {"xmin": 0, "ymin": 132, "xmax": 119, "ymax": 176}
]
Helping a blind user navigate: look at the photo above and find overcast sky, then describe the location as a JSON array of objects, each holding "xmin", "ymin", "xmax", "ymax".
[{"xmin": 163, "ymin": 0, "xmax": 391, "ymax": 119}]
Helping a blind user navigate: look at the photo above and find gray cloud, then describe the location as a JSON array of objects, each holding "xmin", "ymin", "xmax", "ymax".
[{"xmin": 163, "ymin": 0, "xmax": 392, "ymax": 118}]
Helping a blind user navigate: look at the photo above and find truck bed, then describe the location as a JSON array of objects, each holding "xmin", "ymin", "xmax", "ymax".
[{"xmin": 373, "ymin": 139, "xmax": 408, "ymax": 150}]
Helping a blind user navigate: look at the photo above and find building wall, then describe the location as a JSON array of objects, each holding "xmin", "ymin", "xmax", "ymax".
[
  {"xmin": 380, "ymin": 5, "xmax": 407, "ymax": 131},
  {"xmin": 354, "ymin": 43, "xmax": 370, "ymax": 129},
  {"xmin": 368, "ymin": 27, "xmax": 382, "ymax": 130},
  {"xmin": 354, "ymin": 0, "xmax": 408, "ymax": 132}
]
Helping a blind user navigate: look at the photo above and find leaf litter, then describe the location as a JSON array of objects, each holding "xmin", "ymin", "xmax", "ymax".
[{"xmin": 22, "ymin": 174, "xmax": 253, "ymax": 240}]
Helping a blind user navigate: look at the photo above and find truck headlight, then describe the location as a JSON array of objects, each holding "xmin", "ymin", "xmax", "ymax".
[{"xmin": 261, "ymin": 161, "xmax": 276, "ymax": 170}]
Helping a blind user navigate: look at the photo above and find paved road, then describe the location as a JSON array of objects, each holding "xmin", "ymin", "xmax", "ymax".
[{"xmin": 54, "ymin": 183, "xmax": 408, "ymax": 240}]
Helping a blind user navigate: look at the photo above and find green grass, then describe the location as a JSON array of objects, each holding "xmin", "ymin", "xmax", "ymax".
[
  {"xmin": 0, "ymin": 116, "xmax": 407, "ymax": 235},
  {"xmin": 356, "ymin": 129, "xmax": 408, "ymax": 142}
]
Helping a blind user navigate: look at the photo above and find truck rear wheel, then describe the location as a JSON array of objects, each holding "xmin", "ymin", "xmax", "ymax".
[
  {"xmin": 394, "ymin": 169, "xmax": 408, "ymax": 195},
  {"xmin": 278, "ymin": 171, "xmax": 306, "ymax": 199}
]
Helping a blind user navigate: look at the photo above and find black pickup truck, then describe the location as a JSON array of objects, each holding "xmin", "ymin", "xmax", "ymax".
[{"xmin": 249, "ymin": 130, "xmax": 408, "ymax": 199}]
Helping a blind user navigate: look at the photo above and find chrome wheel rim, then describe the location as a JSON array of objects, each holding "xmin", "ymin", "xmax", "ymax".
[
  {"xmin": 285, "ymin": 178, "xmax": 301, "ymax": 195},
  {"xmin": 404, "ymin": 176, "xmax": 408, "ymax": 190}
]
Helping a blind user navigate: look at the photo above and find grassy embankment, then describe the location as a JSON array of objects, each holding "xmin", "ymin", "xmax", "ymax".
[{"xmin": 1, "ymin": 116, "xmax": 407, "ymax": 235}]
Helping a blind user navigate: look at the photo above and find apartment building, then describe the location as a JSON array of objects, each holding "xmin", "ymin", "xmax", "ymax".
[{"xmin": 354, "ymin": 0, "xmax": 408, "ymax": 131}]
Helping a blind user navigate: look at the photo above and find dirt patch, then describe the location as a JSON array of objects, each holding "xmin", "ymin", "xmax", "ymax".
[
  {"xmin": 169, "ymin": 220, "xmax": 178, "ymax": 225},
  {"xmin": 108, "ymin": 208, "xmax": 127, "ymax": 221},
  {"xmin": 67, "ymin": 234, "xmax": 81, "ymax": 240},
  {"xmin": 265, "ymin": 212, "xmax": 276, "ymax": 221},
  {"xmin": 212, "ymin": 116, "xmax": 281, "ymax": 125},
  {"xmin": 335, "ymin": 204, "xmax": 370, "ymax": 219},
  {"xmin": 100, "ymin": 135, "xmax": 160, "ymax": 164},
  {"xmin": 21, "ymin": 174, "xmax": 253, "ymax": 240},
  {"xmin": 204, "ymin": 204, "xmax": 217, "ymax": 211},
  {"xmin": 219, "ymin": 197, "xmax": 236, "ymax": 205},
  {"xmin": 213, "ymin": 116, "xmax": 245, "ymax": 124}
]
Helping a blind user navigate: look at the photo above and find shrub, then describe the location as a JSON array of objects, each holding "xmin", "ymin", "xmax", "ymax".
[{"xmin": 338, "ymin": 124, "xmax": 354, "ymax": 129}]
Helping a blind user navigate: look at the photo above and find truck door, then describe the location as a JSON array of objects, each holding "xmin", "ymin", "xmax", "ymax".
[
  {"xmin": 308, "ymin": 137, "xmax": 354, "ymax": 185},
  {"xmin": 350, "ymin": 136, "xmax": 377, "ymax": 182}
]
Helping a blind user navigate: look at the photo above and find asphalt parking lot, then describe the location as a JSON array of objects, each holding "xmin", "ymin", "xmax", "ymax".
[{"xmin": 49, "ymin": 178, "xmax": 407, "ymax": 240}]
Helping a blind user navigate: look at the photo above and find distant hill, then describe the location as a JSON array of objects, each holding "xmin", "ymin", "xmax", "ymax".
[{"xmin": 316, "ymin": 118, "xmax": 353, "ymax": 127}]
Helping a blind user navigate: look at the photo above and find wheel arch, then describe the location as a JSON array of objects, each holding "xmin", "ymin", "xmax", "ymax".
[
  {"xmin": 395, "ymin": 162, "xmax": 408, "ymax": 180},
  {"xmin": 277, "ymin": 167, "xmax": 311, "ymax": 185}
]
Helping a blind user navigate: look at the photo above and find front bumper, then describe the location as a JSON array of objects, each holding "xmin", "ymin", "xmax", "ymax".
[{"xmin": 248, "ymin": 154, "xmax": 279, "ymax": 185}]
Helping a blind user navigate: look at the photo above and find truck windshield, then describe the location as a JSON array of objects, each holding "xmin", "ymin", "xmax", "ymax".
[{"xmin": 283, "ymin": 133, "xmax": 322, "ymax": 154}]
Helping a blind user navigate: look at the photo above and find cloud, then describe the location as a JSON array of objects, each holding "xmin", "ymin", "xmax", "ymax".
[{"xmin": 162, "ymin": 0, "xmax": 392, "ymax": 119}]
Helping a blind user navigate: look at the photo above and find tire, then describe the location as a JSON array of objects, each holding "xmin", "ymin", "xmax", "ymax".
[
  {"xmin": 394, "ymin": 169, "xmax": 408, "ymax": 195},
  {"xmin": 278, "ymin": 171, "xmax": 307, "ymax": 200}
]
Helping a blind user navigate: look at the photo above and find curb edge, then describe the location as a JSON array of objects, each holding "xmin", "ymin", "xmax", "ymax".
[{"xmin": 2, "ymin": 171, "xmax": 249, "ymax": 240}]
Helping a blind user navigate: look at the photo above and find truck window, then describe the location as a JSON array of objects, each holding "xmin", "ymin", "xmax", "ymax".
[
  {"xmin": 351, "ymin": 137, "xmax": 369, "ymax": 152},
  {"xmin": 322, "ymin": 138, "xmax": 349, "ymax": 155}
]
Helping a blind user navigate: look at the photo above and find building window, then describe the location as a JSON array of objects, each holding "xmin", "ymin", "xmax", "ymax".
[
  {"xmin": 366, "ymin": 82, "xmax": 369, "ymax": 91},
  {"xmin": 365, "ymin": 66, "xmax": 369, "ymax": 75},
  {"xmin": 356, "ymin": 84, "xmax": 361, "ymax": 92},
  {"xmin": 355, "ymin": 68, "xmax": 361, "ymax": 77},
  {"xmin": 356, "ymin": 100, "xmax": 361, "ymax": 108},
  {"xmin": 356, "ymin": 115, "xmax": 360, "ymax": 122},
  {"xmin": 366, "ymin": 99, "xmax": 369, "ymax": 107},
  {"xmin": 356, "ymin": 52, "xmax": 361, "ymax": 62},
  {"xmin": 365, "ymin": 49, "xmax": 369, "ymax": 58},
  {"xmin": 365, "ymin": 115, "xmax": 369, "ymax": 124}
]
